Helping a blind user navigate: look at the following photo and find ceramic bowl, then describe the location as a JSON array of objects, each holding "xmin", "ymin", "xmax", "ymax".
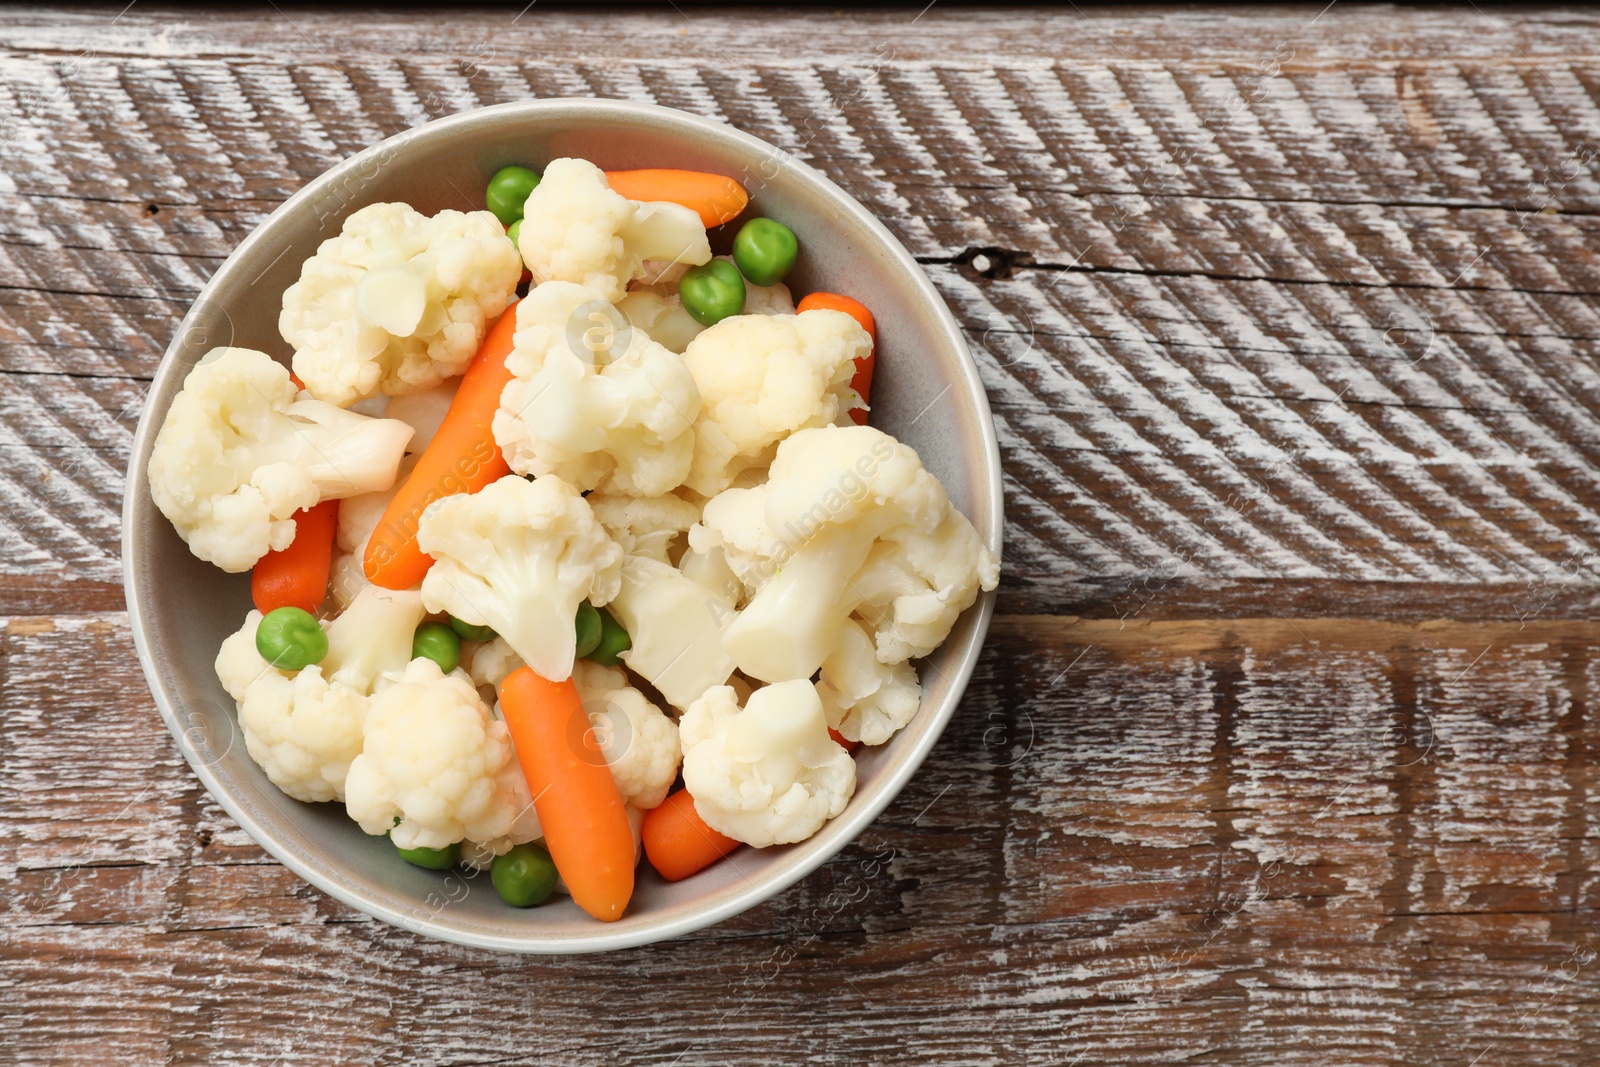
[{"xmin": 122, "ymin": 98, "xmax": 1002, "ymax": 952}]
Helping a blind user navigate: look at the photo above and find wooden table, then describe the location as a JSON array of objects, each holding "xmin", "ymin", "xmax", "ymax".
[{"xmin": 6, "ymin": 4, "xmax": 1600, "ymax": 1062}]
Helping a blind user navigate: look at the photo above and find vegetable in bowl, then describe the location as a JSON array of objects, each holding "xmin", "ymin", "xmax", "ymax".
[{"xmin": 144, "ymin": 151, "xmax": 999, "ymax": 925}]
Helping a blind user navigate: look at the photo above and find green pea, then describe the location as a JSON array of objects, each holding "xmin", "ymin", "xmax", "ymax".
[
  {"xmin": 584, "ymin": 606, "xmax": 631, "ymax": 666},
  {"xmin": 574, "ymin": 601, "xmax": 602, "ymax": 659},
  {"xmin": 255, "ymin": 606, "xmax": 327, "ymax": 671},
  {"xmin": 448, "ymin": 615, "xmax": 497, "ymax": 642},
  {"xmin": 492, "ymin": 842, "xmax": 559, "ymax": 907},
  {"xmin": 397, "ymin": 841, "xmax": 460, "ymax": 870},
  {"xmin": 732, "ymin": 217, "xmax": 799, "ymax": 287},
  {"xmin": 506, "ymin": 217, "xmax": 523, "ymax": 249},
  {"xmin": 486, "ymin": 165, "xmax": 540, "ymax": 226},
  {"xmin": 412, "ymin": 621, "xmax": 462, "ymax": 674},
  {"xmin": 679, "ymin": 258, "xmax": 746, "ymax": 327}
]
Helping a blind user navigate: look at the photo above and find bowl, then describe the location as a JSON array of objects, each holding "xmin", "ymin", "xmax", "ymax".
[{"xmin": 122, "ymin": 98, "xmax": 1002, "ymax": 953}]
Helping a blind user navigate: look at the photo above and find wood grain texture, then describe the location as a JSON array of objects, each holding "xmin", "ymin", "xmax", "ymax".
[
  {"xmin": 10, "ymin": 613, "xmax": 1600, "ymax": 1066},
  {"xmin": 6, "ymin": 3, "xmax": 1600, "ymax": 1064}
]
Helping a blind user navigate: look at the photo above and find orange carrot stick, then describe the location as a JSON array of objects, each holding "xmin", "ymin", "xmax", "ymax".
[
  {"xmin": 363, "ymin": 304, "xmax": 518, "ymax": 589},
  {"xmin": 604, "ymin": 168, "xmax": 749, "ymax": 228},
  {"xmin": 827, "ymin": 727, "xmax": 861, "ymax": 753},
  {"xmin": 251, "ymin": 500, "xmax": 338, "ymax": 615},
  {"xmin": 642, "ymin": 788, "xmax": 742, "ymax": 883},
  {"xmin": 499, "ymin": 667, "xmax": 636, "ymax": 922},
  {"xmin": 798, "ymin": 292, "xmax": 876, "ymax": 426}
]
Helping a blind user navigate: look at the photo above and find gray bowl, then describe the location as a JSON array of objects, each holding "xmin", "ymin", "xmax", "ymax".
[{"xmin": 122, "ymin": 99, "xmax": 1002, "ymax": 953}]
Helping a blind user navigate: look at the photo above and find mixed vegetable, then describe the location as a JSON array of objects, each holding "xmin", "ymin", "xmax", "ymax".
[{"xmin": 150, "ymin": 156, "xmax": 999, "ymax": 922}]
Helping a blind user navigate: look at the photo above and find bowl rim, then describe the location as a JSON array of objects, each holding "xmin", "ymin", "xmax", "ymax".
[{"xmin": 122, "ymin": 97, "xmax": 1003, "ymax": 953}]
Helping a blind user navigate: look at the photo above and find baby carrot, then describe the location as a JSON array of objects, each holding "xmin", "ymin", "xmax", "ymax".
[
  {"xmin": 641, "ymin": 788, "xmax": 742, "ymax": 883},
  {"xmin": 604, "ymin": 168, "xmax": 749, "ymax": 228},
  {"xmin": 251, "ymin": 500, "xmax": 338, "ymax": 615},
  {"xmin": 499, "ymin": 667, "xmax": 636, "ymax": 922},
  {"xmin": 363, "ymin": 303, "xmax": 517, "ymax": 590},
  {"xmin": 798, "ymin": 292, "xmax": 876, "ymax": 425}
]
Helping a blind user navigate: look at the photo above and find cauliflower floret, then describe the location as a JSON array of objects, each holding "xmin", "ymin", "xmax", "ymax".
[
  {"xmin": 493, "ymin": 282, "xmax": 702, "ymax": 497},
  {"xmin": 688, "ymin": 485, "xmax": 789, "ymax": 598},
  {"xmin": 850, "ymin": 516, "xmax": 1001, "ymax": 664},
  {"xmin": 586, "ymin": 491, "xmax": 700, "ymax": 564},
  {"xmin": 220, "ymin": 584, "xmax": 425, "ymax": 706},
  {"xmin": 616, "ymin": 289, "xmax": 704, "ymax": 353},
  {"xmin": 237, "ymin": 662, "xmax": 369, "ymax": 803},
  {"xmin": 384, "ymin": 377, "xmax": 460, "ymax": 453},
  {"xmin": 679, "ymin": 679, "xmax": 856, "ymax": 847},
  {"xmin": 417, "ymin": 473, "xmax": 623, "ymax": 681},
  {"xmin": 679, "ymin": 543, "xmax": 745, "ymax": 608},
  {"xmin": 816, "ymin": 618, "xmax": 922, "ymax": 746},
  {"xmin": 344, "ymin": 657, "xmax": 534, "ymax": 853},
  {"xmin": 211, "ymin": 585, "xmax": 426, "ymax": 803},
  {"xmin": 573, "ymin": 660, "xmax": 680, "ymax": 810},
  {"xmin": 680, "ymin": 309, "xmax": 870, "ymax": 497},
  {"xmin": 468, "ymin": 637, "xmax": 523, "ymax": 692},
  {"xmin": 618, "ymin": 256, "xmax": 790, "ymax": 355},
  {"xmin": 571, "ymin": 658, "xmax": 627, "ymax": 695},
  {"xmin": 517, "ymin": 157, "xmax": 710, "ymax": 302},
  {"xmin": 584, "ymin": 483, "xmax": 733, "ymax": 712},
  {"xmin": 606, "ymin": 555, "xmax": 737, "ymax": 712},
  {"xmin": 328, "ymin": 551, "xmax": 369, "ymax": 612},
  {"xmin": 743, "ymin": 280, "xmax": 797, "ymax": 316},
  {"xmin": 281, "ymin": 202, "xmax": 521, "ymax": 407},
  {"xmin": 216, "ymin": 610, "xmax": 273, "ymax": 703},
  {"xmin": 325, "ymin": 450, "xmax": 426, "ymax": 611},
  {"xmin": 149, "ymin": 347, "xmax": 413, "ymax": 572},
  {"xmin": 713, "ymin": 425, "xmax": 1000, "ymax": 683},
  {"xmin": 321, "ymin": 584, "xmax": 429, "ymax": 693}
]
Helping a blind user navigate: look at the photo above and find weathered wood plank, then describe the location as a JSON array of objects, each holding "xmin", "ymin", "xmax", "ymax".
[
  {"xmin": 7, "ymin": 613, "xmax": 1600, "ymax": 1064},
  {"xmin": 3, "ymin": 4, "xmax": 1600, "ymax": 66},
  {"xmin": 9, "ymin": 28, "xmax": 1600, "ymax": 614}
]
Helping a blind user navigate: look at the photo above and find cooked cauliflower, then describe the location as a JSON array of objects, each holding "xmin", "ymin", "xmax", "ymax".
[
  {"xmin": 679, "ymin": 679, "xmax": 856, "ymax": 847},
  {"xmin": 468, "ymin": 637, "xmax": 522, "ymax": 692},
  {"xmin": 212, "ymin": 585, "xmax": 427, "ymax": 803},
  {"xmin": 344, "ymin": 657, "xmax": 535, "ymax": 853},
  {"xmin": 679, "ymin": 542, "xmax": 745, "ymax": 608},
  {"xmin": 516, "ymin": 157, "xmax": 710, "ymax": 302},
  {"xmin": 850, "ymin": 515, "xmax": 1001, "ymax": 665},
  {"xmin": 573, "ymin": 661, "xmax": 680, "ymax": 810},
  {"xmin": 680, "ymin": 309, "xmax": 870, "ymax": 496},
  {"xmin": 586, "ymin": 491, "xmax": 700, "ymax": 564},
  {"xmin": 618, "ymin": 260, "xmax": 791, "ymax": 354},
  {"xmin": 281, "ymin": 202, "xmax": 521, "ymax": 407},
  {"xmin": 816, "ymin": 618, "xmax": 922, "ymax": 746},
  {"xmin": 606, "ymin": 555, "xmax": 736, "ymax": 712},
  {"xmin": 383, "ymin": 377, "xmax": 460, "ymax": 453},
  {"xmin": 328, "ymin": 551, "xmax": 369, "ymax": 612},
  {"xmin": 493, "ymin": 282, "xmax": 702, "ymax": 496},
  {"xmin": 149, "ymin": 346, "xmax": 413, "ymax": 572},
  {"xmin": 236, "ymin": 661, "xmax": 369, "ymax": 804},
  {"xmin": 688, "ymin": 485, "xmax": 788, "ymax": 597},
  {"xmin": 321, "ymin": 584, "xmax": 430, "ymax": 693},
  {"xmin": 712, "ymin": 425, "xmax": 1000, "ymax": 683},
  {"xmin": 616, "ymin": 289, "xmax": 704, "ymax": 353},
  {"xmin": 417, "ymin": 473, "xmax": 623, "ymax": 681},
  {"xmin": 326, "ymin": 450, "xmax": 420, "ymax": 611},
  {"xmin": 214, "ymin": 607, "xmax": 366, "ymax": 799}
]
